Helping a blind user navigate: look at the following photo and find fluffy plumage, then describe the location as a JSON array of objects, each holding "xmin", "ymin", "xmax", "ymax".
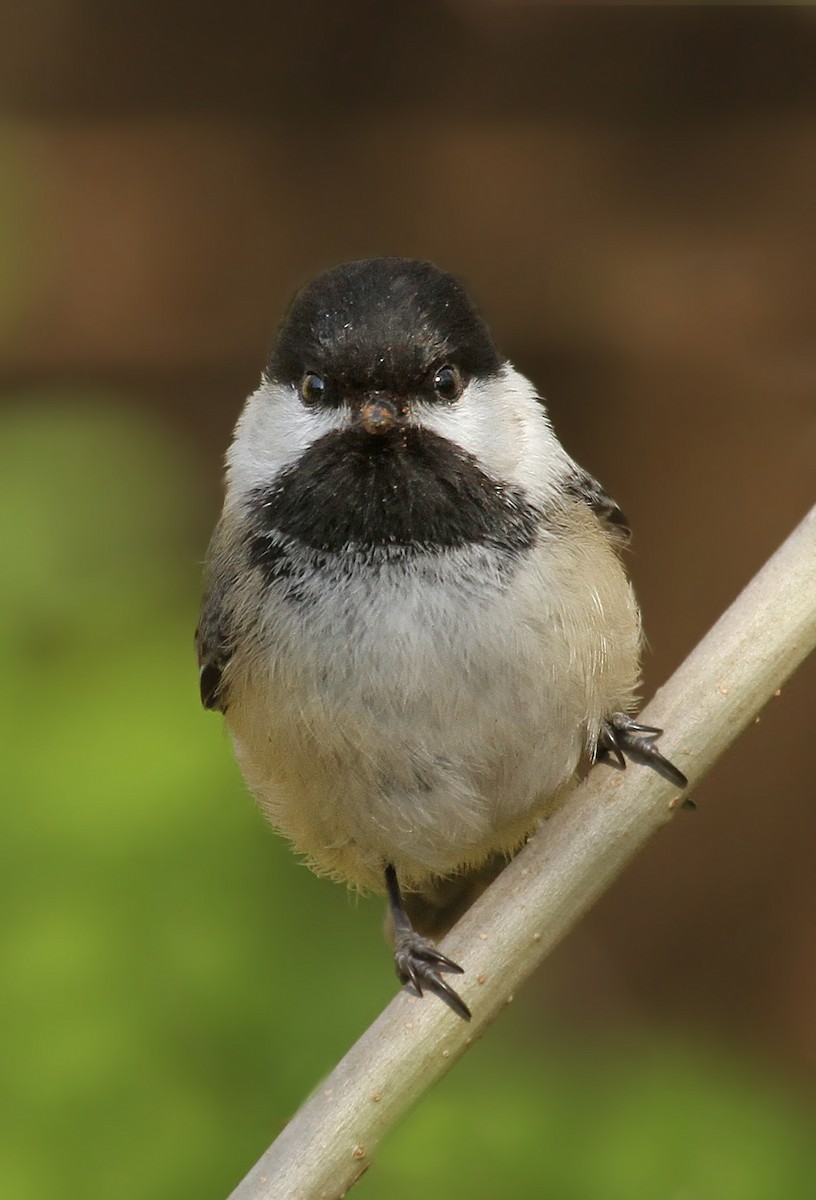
[{"xmin": 197, "ymin": 258, "xmax": 643, "ymax": 899}]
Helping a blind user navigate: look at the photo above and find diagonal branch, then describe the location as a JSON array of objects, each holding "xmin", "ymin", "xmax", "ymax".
[{"xmin": 229, "ymin": 504, "xmax": 816, "ymax": 1200}]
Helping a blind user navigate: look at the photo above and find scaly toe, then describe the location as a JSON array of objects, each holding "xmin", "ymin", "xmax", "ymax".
[{"xmin": 394, "ymin": 931, "xmax": 471, "ymax": 1021}]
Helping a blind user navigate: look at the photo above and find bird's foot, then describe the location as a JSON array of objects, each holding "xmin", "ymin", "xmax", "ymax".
[
  {"xmin": 597, "ymin": 711, "xmax": 688, "ymax": 789},
  {"xmin": 394, "ymin": 930, "xmax": 471, "ymax": 1022}
]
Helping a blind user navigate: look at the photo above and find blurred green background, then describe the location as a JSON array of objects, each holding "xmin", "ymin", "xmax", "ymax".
[{"xmin": 1, "ymin": 6, "xmax": 815, "ymax": 1199}]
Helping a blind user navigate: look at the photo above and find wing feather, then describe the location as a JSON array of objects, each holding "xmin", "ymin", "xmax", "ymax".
[{"xmin": 565, "ymin": 465, "xmax": 631, "ymax": 542}]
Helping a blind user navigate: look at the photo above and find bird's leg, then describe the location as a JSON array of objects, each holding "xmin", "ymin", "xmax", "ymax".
[
  {"xmin": 597, "ymin": 711, "xmax": 688, "ymax": 789},
  {"xmin": 385, "ymin": 863, "xmax": 471, "ymax": 1021}
]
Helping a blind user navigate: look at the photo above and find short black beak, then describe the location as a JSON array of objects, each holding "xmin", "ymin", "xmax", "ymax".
[{"xmin": 358, "ymin": 396, "xmax": 402, "ymax": 436}]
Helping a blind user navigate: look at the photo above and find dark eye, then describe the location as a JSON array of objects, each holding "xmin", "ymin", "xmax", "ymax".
[
  {"xmin": 300, "ymin": 372, "xmax": 326, "ymax": 404},
  {"xmin": 432, "ymin": 365, "xmax": 463, "ymax": 402}
]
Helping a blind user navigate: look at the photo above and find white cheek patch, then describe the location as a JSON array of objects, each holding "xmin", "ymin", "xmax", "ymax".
[
  {"xmin": 225, "ymin": 380, "xmax": 349, "ymax": 500},
  {"xmin": 414, "ymin": 364, "xmax": 570, "ymax": 505}
]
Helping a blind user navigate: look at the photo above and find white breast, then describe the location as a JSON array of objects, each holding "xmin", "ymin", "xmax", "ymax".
[{"xmin": 224, "ymin": 522, "xmax": 640, "ymax": 893}]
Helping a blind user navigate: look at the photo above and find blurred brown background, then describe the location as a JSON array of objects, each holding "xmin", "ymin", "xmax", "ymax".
[{"xmin": 2, "ymin": 4, "xmax": 815, "ymax": 1197}]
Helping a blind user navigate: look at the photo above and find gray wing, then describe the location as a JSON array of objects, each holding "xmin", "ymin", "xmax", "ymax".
[
  {"xmin": 565, "ymin": 464, "xmax": 631, "ymax": 542},
  {"xmin": 195, "ymin": 603, "xmax": 232, "ymax": 712},
  {"xmin": 195, "ymin": 519, "xmax": 238, "ymax": 713}
]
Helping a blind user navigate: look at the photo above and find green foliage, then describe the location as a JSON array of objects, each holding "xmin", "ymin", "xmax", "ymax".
[
  {"xmin": 1, "ymin": 394, "xmax": 814, "ymax": 1199},
  {"xmin": 369, "ymin": 1034, "xmax": 816, "ymax": 1200}
]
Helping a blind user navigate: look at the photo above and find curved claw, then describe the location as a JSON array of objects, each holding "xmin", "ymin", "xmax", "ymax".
[
  {"xmin": 596, "ymin": 742, "xmax": 627, "ymax": 771},
  {"xmin": 616, "ymin": 719, "xmax": 663, "ymax": 736},
  {"xmin": 626, "ymin": 738, "xmax": 689, "ymax": 789},
  {"xmin": 598, "ymin": 712, "xmax": 688, "ymax": 790},
  {"xmin": 395, "ymin": 931, "xmax": 471, "ymax": 1021}
]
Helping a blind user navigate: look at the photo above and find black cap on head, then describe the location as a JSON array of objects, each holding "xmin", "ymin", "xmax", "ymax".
[{"xmin": 268, "ymin": 257, "xmax": 502, "ymax": 399}]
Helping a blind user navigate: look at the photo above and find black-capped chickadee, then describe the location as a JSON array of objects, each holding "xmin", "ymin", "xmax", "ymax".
[{"xmin": 197, "ymin": 257, "xmax": 686, "ymax": 1021}]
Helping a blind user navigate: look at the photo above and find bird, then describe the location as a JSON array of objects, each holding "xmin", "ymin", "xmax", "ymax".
[{"xmin": 196, "ymin": 256, "xmax": 687, "ymax": 1021}]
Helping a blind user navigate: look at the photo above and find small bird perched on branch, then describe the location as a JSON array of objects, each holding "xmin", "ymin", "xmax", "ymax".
[{"xmin": 196, "ymin": 257, "xmax": 686, "ymax": 1021}]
